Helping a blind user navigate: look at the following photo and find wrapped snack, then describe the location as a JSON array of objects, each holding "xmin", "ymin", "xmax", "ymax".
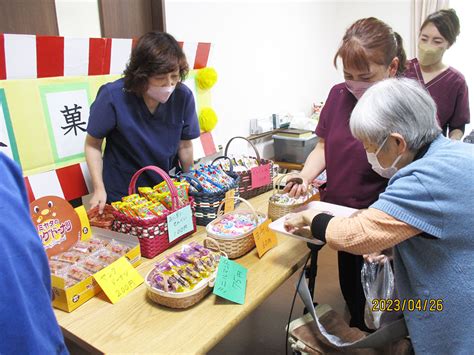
[
  {"xmin": 87, "ymin": 237, "xmax": 110, "ymax": 248},
  {"xmin": 106, "ymin": 240, "xmax": 131, "ymax": 255},
  {"xmin": 79, "ymin": 257, "xmax": 107, "ymax": 273},
  {"xmin": 208, "ymin": 212, "xmax": 262, "ymax": 238},
  {"xmin": 72, "ymin": 240, "xmax": 103, "ymax": 254},
  {"xmin": 122, "ymin": 194, "xmax": 140, "ymax": 203},
  {"xmin": 167, "ymin": 254, "xmax": 201, "ymax": 286},
  {"xmin": 87, "ymin": 204, "xmax": 116, "ymax": 229},
  {"xmin": 148, "ymin": 202, "xmax": 168, "ymax": 216},
  {"xmin": 156, "ymin": 261, "xmax": 191, "ymax": 292},
  {"xmin": 138, "ymin": 186, "xmax": 154, "ymax": 198},
  {"xmin": 190, "ymin": 171, "xmax": 221, "ymax": 193},
  {"xmin": 94, "ymin": 249, "xmax": 121, "ymax": 264},
  {"xmin": 66, "ymin": 265, "xmax": 92, "ymax": 282},
  {"xmin": 51, "ymin": 250, "xmax": 85, "ymax": 264},
  {"xmin": 190, "ymin": 242, "xmax": 221, "ymax": 271},
  {"xmin": 147, "ymin": 269, "xmax": 168, "ymax": 292},
  {"xmin": 112, "ymin": 201, "xmax": 136, "ymax": 217},
  {"xmin": 131, "ymin": 204, "xmax": 155, "ymax": 219},
  {"xmin": 48, "ymin": 260, "xmax": 70, "ymax": 275}
]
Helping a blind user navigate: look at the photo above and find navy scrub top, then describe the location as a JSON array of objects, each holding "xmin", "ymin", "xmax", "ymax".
[{"xmin": 87, "ymin": 78, "xmax": 200, "ymax": 203}]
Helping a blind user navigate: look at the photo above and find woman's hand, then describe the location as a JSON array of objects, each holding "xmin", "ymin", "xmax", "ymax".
[
  {"xmin": 284, "ymin": 209, "xmax": 320, "ymax": 233},
  {"xmin": 283, "ymin": 174, "xmax": 308, "ymax": 198},
  {"xmin": 89, "ymin": 188, "xmax": 107, "ymax": 215},
  {"xmin": 363, "ymin": 252, "xmax": 387, "ymax": 263}
]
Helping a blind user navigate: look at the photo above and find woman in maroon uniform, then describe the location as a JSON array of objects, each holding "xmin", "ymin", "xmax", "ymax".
[
  {"xmin": 285, "ymin": 17, "xmax": 406, "ymax": 331},
  {"xmin": 404, "ymin": 9, "xmax": 469, "ymax": 140}
]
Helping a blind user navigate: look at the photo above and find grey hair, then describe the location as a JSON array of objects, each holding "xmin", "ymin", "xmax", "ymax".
[{"xmin": 350, "ymin": 78, "xmax": 442, "ymax": 151}]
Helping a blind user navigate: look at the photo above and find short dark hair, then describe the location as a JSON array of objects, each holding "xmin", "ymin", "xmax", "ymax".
[
  {"xmin": 334, "ymin": 17, "xmax": 406, "ymax": 76},
  {"xmin": 123, "ymin": 32, "xmax": 189, "ymax": 95},
  {"xmin": 421, "ymin": 9, "xmax": 460, "ymax": 46}
]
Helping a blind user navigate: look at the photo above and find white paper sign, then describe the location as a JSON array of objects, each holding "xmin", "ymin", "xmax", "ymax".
[{"xmin": 44, "ymin": 89, "xmax": 90, "ymax": 161}]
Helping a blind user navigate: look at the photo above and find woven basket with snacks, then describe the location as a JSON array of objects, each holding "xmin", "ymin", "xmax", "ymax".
[
  {"xmin": 145, "ymin": 238, "xmax": 226, "ymax": 309},
  {"xmin": 111, "ymin": 166, "xmax": 196, "ymax": 259},
  {"xmin": 206, "ymin": 197, "xmax": 267, "ymax": 259},
  {"xmin": 268, "ymin": 174, "xmax": 319, "ymax": 221},
  {"xmin": 215, "ymin": 136, "xmax": 277, "ymax": 200}
]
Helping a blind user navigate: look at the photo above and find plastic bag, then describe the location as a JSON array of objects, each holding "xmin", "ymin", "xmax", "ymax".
[{"xmin": 361, "ymin": 257, "xmax": 394, "ymax": 329}]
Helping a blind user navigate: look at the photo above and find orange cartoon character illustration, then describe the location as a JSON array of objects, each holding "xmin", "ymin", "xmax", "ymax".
[{"xmin": 30, "ymin": 196, "xmax": 81, "ymax": 257}]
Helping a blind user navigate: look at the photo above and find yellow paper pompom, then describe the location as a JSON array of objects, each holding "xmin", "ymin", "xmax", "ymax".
[
  {"xmin": 196, "ymin": 67, "xmax": 218, "ymax": 90},
  {"xmin": 199, "ymin": 107, "xmax": 218, "ymax": 132}
]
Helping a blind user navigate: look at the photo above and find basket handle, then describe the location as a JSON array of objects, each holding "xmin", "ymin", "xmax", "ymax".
[
  {"xmin": 224, "ymin": 136, "xmax": 261, "ymax": 161},
  {"xmin": 203, "ymin": 237, "xmax": 221, "ymax": 252},
  {"xmin": 216, "ymin": 196, "xmax": 259, "ymax": 224},
  {"xmin": 211, "ymin": 156, "xmax": 234, "ymax": 173},
  {"xmin": 128, "ymin": 166, "xmax": 180, "ymax": 209}
]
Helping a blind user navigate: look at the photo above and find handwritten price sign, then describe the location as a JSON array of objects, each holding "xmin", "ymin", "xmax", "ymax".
[
  {"xmin": 93, "ymin": 257, "xmax": 144, "ymax": 304},
  {"xmin": 167, "ymin": 205, "xmax": 194, "ymax": 243},
  {"xmin": 253, "ymin": 219, "xmax": 278, "ymax": 257},
  {"xmin": 213, "ymin": 257, "xmax": 247, "ymax": 304},
  {"xmin": 224, "ymin": 189, "xmax": 235, "ymax": 213},
  {"xmin": 250, "ymin": 164, "xmax": 271, "ymax": 189}
]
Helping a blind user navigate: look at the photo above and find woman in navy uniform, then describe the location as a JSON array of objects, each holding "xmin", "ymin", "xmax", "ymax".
[{"xmin": 85, "ymin": 32, "xmax": 200, "ymax": 212}]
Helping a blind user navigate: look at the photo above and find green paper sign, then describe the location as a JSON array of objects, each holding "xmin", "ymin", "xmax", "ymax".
[
  {"xmin": 167, "ymin": 205, "xmax": 194, "ymax": 243},
  {"xmin": 213, "ymin": 257, "xmax": 247, "ymax": 304}
]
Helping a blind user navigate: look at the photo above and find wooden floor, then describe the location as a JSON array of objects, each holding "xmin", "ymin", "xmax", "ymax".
[{"xmin": 66, "ymin": 245, "xmax": 347, "ymax": 355}]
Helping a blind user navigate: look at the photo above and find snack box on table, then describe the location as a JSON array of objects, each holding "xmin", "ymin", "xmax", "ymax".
[{"xmin": 51, "ymin": 227, "xmax": 141, "ymax": 312}]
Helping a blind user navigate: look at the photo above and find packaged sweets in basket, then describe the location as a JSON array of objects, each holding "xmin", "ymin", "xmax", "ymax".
[
  {"xmin": 111, "ymin": 166, "xmax": 197, "ymax": 258},
  {"xmin": 206, "ymin": 197, "xmax": 268, "ymax": 259},
  {"xmin": 178, "ymin": 162, "xmax": 241, "ymax": 226},
  {"xmin": 145, "ymin": 239, "xmax": 226, "ymax": 309},
  {"xmin": 268, "ymin": 174, "xmax": 320, "ymax": 221},
  {"xmin": 212, "ymin": 136, "xmax": 277, "ymax": 200}
]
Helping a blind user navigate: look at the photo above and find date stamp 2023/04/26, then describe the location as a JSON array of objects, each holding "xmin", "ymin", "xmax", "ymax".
[{"xmin": 371, "ymin": 298, "xmax": 444, "ymax": 312}]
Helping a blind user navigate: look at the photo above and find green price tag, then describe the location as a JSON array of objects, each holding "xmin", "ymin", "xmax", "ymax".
[{"xmin": 213, "ymin": 257, "xmax": 247, "ymax": 304}]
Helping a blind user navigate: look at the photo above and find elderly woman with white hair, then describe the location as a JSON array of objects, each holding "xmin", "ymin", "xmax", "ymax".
[{"xmin": 285, "ymin": 78, "xmax": 474, "ymax": 354}]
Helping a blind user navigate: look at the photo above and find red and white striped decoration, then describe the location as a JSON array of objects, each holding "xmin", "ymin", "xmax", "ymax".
[
  {"xmin": 24, "ymin": 162, "xmax": 92, "ymax": 203},
  {"xmin": 0, "ymin": 33, "xmax": 212, "ymax": 80}
]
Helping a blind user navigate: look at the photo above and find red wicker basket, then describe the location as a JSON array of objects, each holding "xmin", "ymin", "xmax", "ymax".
[{"xmin": 112, "ymin": 166, "xmax": 197, "ymax": 259}]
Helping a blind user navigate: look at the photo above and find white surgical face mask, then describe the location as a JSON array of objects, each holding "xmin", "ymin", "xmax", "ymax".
[
  {"xmin": 146, "ymin": 85, "xmax": 175, "ymax": 103},
  {"xmin": 366, "ymin": 136, "xmax": 402, "ymax": 179}
]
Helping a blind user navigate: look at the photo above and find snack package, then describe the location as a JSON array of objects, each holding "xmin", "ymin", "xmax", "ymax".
[
  {"xmin": 106, "ymin": 240, "xmax": 131, "ymax": 255},
  {"xmin": 65, "ymin": 265, "xmax": 92, "ymax": 282},
  {"xmin": 155, "ymin": 261, "xmax": 191, "ymax": 292},
  {"xmin": 94, "ymin": 249, "xmax": 121, "ymax": 264},
  {"xmin": 51, "ymin": 250, "xmax": 86, "ymax": 264},
  {"xmin": 79, "ymin": 257, "xmax": 107, "ymax": 273},
  {"xmin": 48, "ymin": 260, "xmax": 70, "ymax": 275},
  {"xmin": 148, "ymin": 202, "xmax": 168, "ymax": 216},
  {"xmin": 87, "ymin": 237, "xmax": 110, "ymax": 248},
  {"xmin": 147, "ymin": 269, "xmax": 168, "ymax": 292},
  {"xmin": 122, "ymin": 194, "xmax": 140, "ymax": 203},
  {"xmin": 72, "ymin": 240, "xmax": 103, "ymax": 254}
]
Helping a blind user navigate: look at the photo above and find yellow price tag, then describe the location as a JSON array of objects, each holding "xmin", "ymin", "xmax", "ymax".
[
  {"xmin": 224, "ymin": 189, "xmax": 235, "ymax": 213},
  {"xmin": 93, "ymin": 257, "xmax": 144, "ymax": 304},
  {"xmin": 253, "ymin": 219, "xmax": 278, "ymax": 258},
  {"xmin": 74, "ymin": 205, "xmax": 92, "ymax": 240}
]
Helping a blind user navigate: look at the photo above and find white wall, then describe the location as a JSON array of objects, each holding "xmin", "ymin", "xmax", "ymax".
[
  {"xmin": 54, "ymin": 0, "xmax": 415, "ymax": 155},
  {"xmin": 445, "ymin": 0, "xmax": 473, "ymax": 137},
  {"xmin": 166, "ymin": 0, "xmax": 413, "ymax": 154}
]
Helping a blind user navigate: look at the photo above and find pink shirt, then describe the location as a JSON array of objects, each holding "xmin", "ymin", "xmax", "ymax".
[
  {"xmin": 404, "ymin": 58, "xmax": 470, "ymax": 134},
  {"xmin": 316, "ymin": 83, "xmax": 388, "ymax": 209}
]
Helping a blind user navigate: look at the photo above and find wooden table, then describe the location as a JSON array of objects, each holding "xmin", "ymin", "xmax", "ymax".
[{"xmin": 54, "ymin": 191, "xmax": 310, "ymax": 354}]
